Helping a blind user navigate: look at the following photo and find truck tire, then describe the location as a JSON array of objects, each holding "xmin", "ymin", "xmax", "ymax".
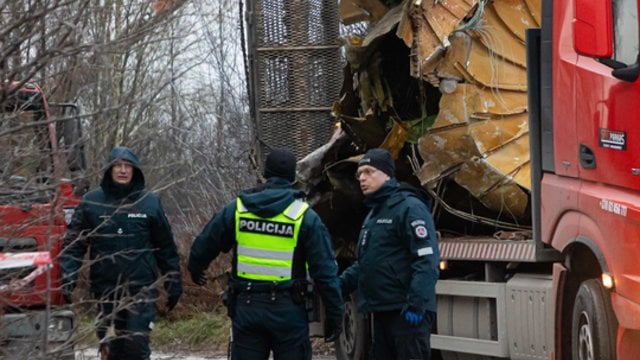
[
  {"xmin": 335, "ymin": 295, "xmax": 370, "ymax": 360},
  {"xmin": 571, "ymin": 278, "xmax": 617, "ymax": 360}
]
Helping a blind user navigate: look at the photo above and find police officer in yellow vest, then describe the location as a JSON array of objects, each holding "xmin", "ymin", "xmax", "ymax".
[{"xmin": 188, "ymin": 148, "xmax": 344, "ymax": 360}]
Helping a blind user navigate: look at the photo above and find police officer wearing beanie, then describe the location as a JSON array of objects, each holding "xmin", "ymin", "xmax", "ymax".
[
  {"xmin": 340, "ymin": 148, "xmax": 440, "ymax": 360},
  {"xmin": 188, "ymin": 148, "xmax": 344, "ymax": 360},
  {"xmin": 61, "ymin": 146, "xmax": 183, "ymax": 360}
]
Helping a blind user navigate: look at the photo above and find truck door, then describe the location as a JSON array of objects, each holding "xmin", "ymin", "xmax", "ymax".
[{"xmin": 574, "ymin": 0, "xmax": 640, "ymax": 190}]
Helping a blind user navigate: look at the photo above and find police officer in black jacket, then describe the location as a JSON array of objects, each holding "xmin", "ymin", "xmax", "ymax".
[
  {"xmin": 188, "ymin": 148, "xmax": 343, "ymax": 360},
  {"xmin": 61, "ymin": 146, "xmax": 182, "ymax": 360},
  {"xmin": 341, "ymin": 148, "xmax": 440, "ymax": 360}
]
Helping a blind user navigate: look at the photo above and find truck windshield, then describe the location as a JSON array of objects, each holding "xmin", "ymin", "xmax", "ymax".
[{"xmin": 0, "ymin": 98, "xmax": 53, "ymax": 204}]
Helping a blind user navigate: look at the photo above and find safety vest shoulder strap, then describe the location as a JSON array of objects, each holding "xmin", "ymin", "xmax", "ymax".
[
  {"xmin": 283, "ymin": 199, "xmax": 309, "ymax": 220},
  {"xmin": 237, "ymin": 198, "xmax": 248, "ymax": 213},
  {"xmin": 236, "ymin": 198, "xmax": 309, "ymax": 219}
]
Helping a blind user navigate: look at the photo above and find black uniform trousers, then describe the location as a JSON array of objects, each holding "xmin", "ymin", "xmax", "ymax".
[
  {"xmin": 372, "ymin": 310, "xmax": 436, "ymax": 360},
  {"xmin": 231, "ymin": 290, "xmax": 311, "ymax": 360},
  {"xmin": 95, "ymin": 288, "xmax": 157, "ymax": 360}
]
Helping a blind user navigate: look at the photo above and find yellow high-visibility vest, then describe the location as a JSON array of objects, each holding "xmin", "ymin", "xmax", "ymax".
[{"xmin": 235, "ymin": 198, "xmax": 309, "ymax": 281}]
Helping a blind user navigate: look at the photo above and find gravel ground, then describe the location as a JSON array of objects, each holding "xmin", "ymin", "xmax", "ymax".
[
  {"xmin": 75, "ymin": 334, "xmax": 336, "ymax": 359},
  {"xmin": 75, "ymin": 348, "xmax": 335, "ymax": 359}
]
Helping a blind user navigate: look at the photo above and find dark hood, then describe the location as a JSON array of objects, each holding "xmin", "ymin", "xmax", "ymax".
[
  {"xmin": 100, "ymin": 146, "xmax": 145, "ymax": 198},
  {"xmin": 238, "ymin": 177, "xmax": 305, "ymax": 218}
]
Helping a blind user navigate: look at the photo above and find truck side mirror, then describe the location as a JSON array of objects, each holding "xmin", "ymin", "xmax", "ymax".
[
  {"xmin": 612, "ymin": 61, "xmax": 640, "ymax": 82},
  {"xmin": 573, "ymin": 0, "xmax": 613, "ymax": 58}
]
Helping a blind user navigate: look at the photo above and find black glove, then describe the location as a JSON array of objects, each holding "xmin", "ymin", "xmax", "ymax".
[
  {"xmin": 164, "ymin": 272, "xmax": 183, "ymax": 311},
  {"xmin": 339, "ymin": 276, "xmax": 352, "ymax": 298},
  {"xmin": 167, "ymin": 292, "xmax": 181, "ymax": 311},
  {"xmin": 190, "ymin": 271, "xmax": 207, "ymax": 286},
  {"xmin": 61, "ymin": 282, "xmax": 74, "ymax": 304},
  {"xmin": 324, "ymin": 316, "xmax": 342, "ymax": 343}
]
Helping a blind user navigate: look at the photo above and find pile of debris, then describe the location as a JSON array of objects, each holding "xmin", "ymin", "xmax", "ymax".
[{"xmin": 300, "ymin": 0, "xmax": 539, "ymax": 248}]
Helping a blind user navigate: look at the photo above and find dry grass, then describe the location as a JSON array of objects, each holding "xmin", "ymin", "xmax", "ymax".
[{"xmin": 153, "ymin": 308, "xmax": 231, "ymax": 353}]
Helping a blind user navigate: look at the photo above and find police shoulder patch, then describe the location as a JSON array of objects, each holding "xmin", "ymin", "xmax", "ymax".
[{"xmin": 415, "ymin": 225, "xmax": 428, "ymax": 238}]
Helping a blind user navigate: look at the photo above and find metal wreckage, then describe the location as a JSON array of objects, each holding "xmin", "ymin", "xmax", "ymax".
[{"xmin": 290, "ymin": 0, "xmax": 538, "ymax": 253}]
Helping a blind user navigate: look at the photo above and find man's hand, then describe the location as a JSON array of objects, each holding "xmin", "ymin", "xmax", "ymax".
[
  {"xmin": 167, "ymin": 293, "xmax": 181, "ymax": 311},
  {"xmin": 61, "ymin": 283, "xmax": 74, "ymax": 304},
  {"xmin": 164, "ymin": 272, "xmax": 183, "ymax": 311},
  {"xmin": 403, "ymin": 309, "xmax": 423, "ymax": 326},
  {"xmin": 324, "ymin": 317, "xmax": 342, "ymax": 342},
  {"xmin": 339, "ymin": 277, "xmax": 347, "ymax": 296},
  {"xmin": 190, "ymin": 271, "xmax": 207, "ymax": 286}
]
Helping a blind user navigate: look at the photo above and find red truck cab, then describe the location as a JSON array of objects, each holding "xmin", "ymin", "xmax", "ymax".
[
  {"xmin": 0, "ymin": 82, "xmax": 83, "ymax": 359},
  {"xmin": 542, "ymin": 0, "xmax": 640, "ymax": 358}
]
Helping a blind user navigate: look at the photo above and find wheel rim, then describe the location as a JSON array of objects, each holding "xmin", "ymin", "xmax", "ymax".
[
  {"xmin": 577, "ymin": 310, "xmax": 594, "ymax": 360},
  {"xmin": 340, "ymin": 300, "xmax": 356, "ymax": 354}
]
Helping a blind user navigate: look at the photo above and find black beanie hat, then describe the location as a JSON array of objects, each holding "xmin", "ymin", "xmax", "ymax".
[
  {"xmin": 358, "ymin": 148, "xmax": 395, "ymax": 178},
  {"xmin": 264, "ymin": 148, "xmax": 297, "ymax": 182}
]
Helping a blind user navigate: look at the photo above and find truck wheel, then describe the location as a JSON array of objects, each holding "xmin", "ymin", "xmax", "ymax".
[
  {"xmin": 335, "ymin": 295, "xmax": 370, "ymax": 360},
  {"xmin": 571, "ymin": 278, "xmax": 617, "ymax": 360}
]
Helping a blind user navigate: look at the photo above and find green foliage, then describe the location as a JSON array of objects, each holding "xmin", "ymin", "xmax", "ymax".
[
  {"xmin": 408, "ymin": 114, "xmax": 437, "ymax": 144},
  {"xmin": 402, "ymin": 114, "xmax": 437, "ymax": 144}
]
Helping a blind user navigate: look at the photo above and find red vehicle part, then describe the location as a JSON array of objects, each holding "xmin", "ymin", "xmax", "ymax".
[{"xmin": 0, "ymin": 83, "xmax": 80, "ymax": 308}]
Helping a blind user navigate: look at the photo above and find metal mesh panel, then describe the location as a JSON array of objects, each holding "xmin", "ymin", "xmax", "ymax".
[
  {"xmin": 259, "ymin": 111, "xmax": 334, "ymax": 157},
  {"xmin": 256, "ymin": 0, "xmax": 340, "ymax": 47},
  {"xmin": 257, "ymin": 49, "xmax": 342, "ymax": 108},
  {"xmin": 250, "ymin": 0, "xmax": 342, "ymax": 160}
]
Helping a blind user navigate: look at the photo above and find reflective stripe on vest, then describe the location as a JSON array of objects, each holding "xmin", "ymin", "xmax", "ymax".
[{"xmin": 235, "ymin": 198, "xmax": 309, "ymax": 281}]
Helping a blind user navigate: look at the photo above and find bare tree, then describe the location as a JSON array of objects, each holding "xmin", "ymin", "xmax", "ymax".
[{"xmin": 0, "ymin": 0, "xmax": 255, "ymax": 357}]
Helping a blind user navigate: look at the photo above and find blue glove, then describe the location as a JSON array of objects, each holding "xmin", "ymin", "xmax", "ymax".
[{"xmin": 403, "ymin": 310, "xmax": 423, "ymax": 326}]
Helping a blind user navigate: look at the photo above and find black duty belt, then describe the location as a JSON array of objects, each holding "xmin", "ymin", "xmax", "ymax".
[{"xmin": 232, "ymin": 280, "xmax": 294, "ymax": 294}]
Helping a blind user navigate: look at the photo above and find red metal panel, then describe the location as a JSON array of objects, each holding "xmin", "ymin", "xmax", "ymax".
[
  {"xmin": 578, "ymin": 182, "xmax": 640, "ymax": 312},
  {"xmin": 616, "ymin": 320, "xmax": 640, "ymax": 358},
  {"xmin": 0, "ymin": 226, "xmax": 66, "ymax": 307},
  {"xmin": 612, "ymin": 293, "xmax": 640, "ymax": 330},
  {"xmin": 541, "ymin": 174, "xmax": 581, "ymax": 249},
  {"xmin": 573, "ymin": 0, "xmax": 613, "ymax": 57},
  {"xmin": 552, "ymin": 0, "xmax": 579, "ymax": 177},
  {"xmin": 574, "ymin": 59, "xmax": 640, "ymax": 190},
  {"xmin": 0, "ymin": 204, "xmax": 65, "ymax": 228},
  {"xmin": 566, "ymin": 0, "xmax": 640, "ymax": 190}
]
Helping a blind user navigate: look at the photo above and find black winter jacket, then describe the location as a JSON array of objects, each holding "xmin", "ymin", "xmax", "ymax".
[
  {"xmin": 188, "ymin": 177, "xmax": 344, "ymax": 324},
  {"xmin": 61, "ymin": 147, "xmax": 182, "ymax": 298},
  {"xmin": 341, "ymin": 178, "xmax": 440, "ymax": 314}
]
